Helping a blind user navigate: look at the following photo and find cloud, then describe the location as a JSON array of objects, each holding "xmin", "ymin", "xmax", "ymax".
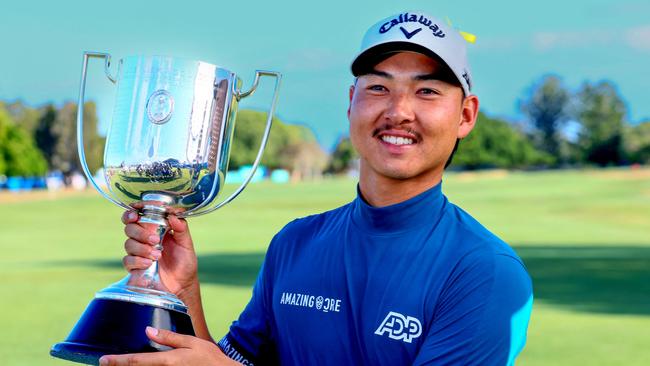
[
  {"xmin": 472, "ymin": 24, "xmax": 650, "ymax": 54},
  {"xmin": 473, "ymin": 36, "xmax": 521, "ymax": 51},
  {"xmin": 529, "ymin": 25, "xmax": 650, "ymax": 53},
  {"xmin": 532, "ymin": 29, "xmax": 616, "ymax": 51},
  {"xmin": 624, "ymin": 25, "xmax": 650, "ymax": 51},
  {"xmin": 608, "ymin": 1, "xmax": 650, "ymax": 16}
]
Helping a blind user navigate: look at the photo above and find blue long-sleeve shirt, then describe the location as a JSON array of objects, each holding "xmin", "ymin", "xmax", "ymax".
[{"xmin": 219, "ymin": 183, "xmax": 533, "ymax": 365}]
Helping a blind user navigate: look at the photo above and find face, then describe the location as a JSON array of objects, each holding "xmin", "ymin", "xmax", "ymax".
[{"xmin": 348, "ymin": 52, "xmax": 479, "ymax": 184}]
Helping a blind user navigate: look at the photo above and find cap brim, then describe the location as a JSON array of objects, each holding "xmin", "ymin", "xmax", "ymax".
[{"xmin": 351, "ymin": 42, "xmax": 445, "ymax": 76}]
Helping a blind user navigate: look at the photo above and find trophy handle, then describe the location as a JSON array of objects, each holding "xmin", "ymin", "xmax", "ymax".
[
  {"xmin": 77, "ymin": 51, "xmax": 130, "ymax": 210},
  {"xmin": 183, "ymin": 70, "xmax": 282, "ymax": 217}
]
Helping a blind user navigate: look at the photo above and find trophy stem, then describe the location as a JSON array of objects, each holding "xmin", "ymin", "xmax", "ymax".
[
  {"xmin": 91, "ymin": 199, "xmax": 189, "ymax": 313},
  {"xmin": 139, "ymin": 204, "xmax": 168, "ymax": 288}
]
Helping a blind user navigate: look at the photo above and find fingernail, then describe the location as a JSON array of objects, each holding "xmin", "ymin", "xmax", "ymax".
[
  {"xmin": 146, "ymin": 326, "xmax": 158, "ymax": 336},
  {"xmin": 151, "ymin": 250, "xmax": 162, "ymax": 260},
  {"xmin": 148, "ymin": 235, "xmax": 159, "ymax": 244},
  {"xmin": 128, "ymin": 212, "xmax": 137, "ymax": 220},
  {"xmin": 98, "ymin": 356, "xmax": 108, "ymax": 365}
]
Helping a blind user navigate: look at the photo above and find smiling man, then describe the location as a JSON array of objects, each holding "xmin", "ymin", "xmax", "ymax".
[{"xmin": 103, "ymin": 10, "xmax": 533, "ymax": 366}]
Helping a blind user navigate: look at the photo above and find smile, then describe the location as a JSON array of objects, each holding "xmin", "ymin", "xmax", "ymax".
[{"xmin": 381, "ymin": 135, "xmax": 415, "ymax": 146}]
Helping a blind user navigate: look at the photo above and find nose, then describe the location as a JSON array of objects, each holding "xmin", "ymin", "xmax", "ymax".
[{"xmin": 385, "ymin": 92, "xmax": 415, "ymax": 124}]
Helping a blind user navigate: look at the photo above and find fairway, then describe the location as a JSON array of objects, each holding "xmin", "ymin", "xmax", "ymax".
[{"xmin": 1, "ymin": 168, "xmax": 649, "ymax": 365}]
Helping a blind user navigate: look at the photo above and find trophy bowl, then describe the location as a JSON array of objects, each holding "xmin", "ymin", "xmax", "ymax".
[{"xmin": 50, "ymin": 52, "xmax": 281, "ymax": 365}]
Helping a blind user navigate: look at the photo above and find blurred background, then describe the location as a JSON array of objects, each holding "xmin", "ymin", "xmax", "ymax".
[{"xmin": 1, "ymin": 1, "xmax": 649, "ymax": 365}]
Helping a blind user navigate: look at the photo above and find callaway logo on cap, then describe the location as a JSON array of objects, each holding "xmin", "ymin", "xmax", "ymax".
[{"xmin": 351, "ymin": 11, "xmax": 473, "ymax": 96}]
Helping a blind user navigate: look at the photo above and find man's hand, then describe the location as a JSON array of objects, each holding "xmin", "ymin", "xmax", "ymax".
[
  {"xmin": 122, "ymin": 211, "xmax": 198, "ymax": 296},
  {"xmin": 98, "ymin": 327, "xmax": 239, "ymax": 366},
  {"xmin": 122, "ymin": 210, "xmax": 215, "ymax": 341}
]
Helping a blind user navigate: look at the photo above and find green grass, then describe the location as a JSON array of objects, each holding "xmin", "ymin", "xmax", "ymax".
[{"xmin": 1, "ymin": 168, "xmax": 649, "ymax": 365}]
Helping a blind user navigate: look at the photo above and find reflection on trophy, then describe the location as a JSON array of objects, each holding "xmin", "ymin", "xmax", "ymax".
[{"xmin": 50, "ymin": 52, "xmax": 281, "ymax": 364}]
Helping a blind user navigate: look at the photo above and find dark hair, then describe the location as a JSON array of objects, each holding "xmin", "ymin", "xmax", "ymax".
[{"xmin": 444, "ymin": 138, "xmax": 460, "ymax": 169}]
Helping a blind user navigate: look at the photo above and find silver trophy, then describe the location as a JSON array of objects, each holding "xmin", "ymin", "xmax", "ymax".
[{"xmin": 51, "ymin": 52, "xmax": 281, "ymax": 365}]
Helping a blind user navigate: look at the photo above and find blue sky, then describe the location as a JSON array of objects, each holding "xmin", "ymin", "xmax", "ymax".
[{"xmin": 1, "ymin": 0, "xmax": 649, "ymax": 149}]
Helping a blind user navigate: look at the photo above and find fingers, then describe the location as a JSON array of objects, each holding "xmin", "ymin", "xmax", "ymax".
[
  {"xmin": 122, "ymin": 255, "xmax": 152, "ymax": 271},
  {"xmin": 99, "ymin": 327, "xmax": 234, "ymax": 366},
  {"xmin": 98, "ymin": 328, "xmax": 195, "ymax": 365},
  {"xmin": 123, "ymin": 210, "xmax": 188, "ymax": 238},
  {"xmin": 121, "ymin": 210, "xmax": 139, "ymax": 225},
  {"xmin": 122, "ymin": 211, "xmax": 193, "ymax": 254},
  {"xmin": 146, "ymin": 326, "xmax": 197, "ymax": 349},
  {"xmin": 124, "ymin": 239, "xmax": 161, "ymax": 260},
  {"xmin": 167, "ymin": 215, "xmax": 189, "ymax": 235},
  {"xmin": 99, "ymin": 351, "xmax": 170, "ymax": 366},
  {"xmin": 166, "ymin": 215, "xmax": 194, "ymax": 250},
  {"xmin": 124, "ymin": 224, "xmax": 160, "ymax": 246}
]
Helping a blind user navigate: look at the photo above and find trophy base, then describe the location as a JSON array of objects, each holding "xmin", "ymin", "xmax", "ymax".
[{"xmin": 50, "ymin": 298, "xmax": 194, "ymax": 365}]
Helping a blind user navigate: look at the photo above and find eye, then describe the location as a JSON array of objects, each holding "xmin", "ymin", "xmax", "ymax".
[
  {"xmin": 417, "ymin": 87, "xmax": 440, "ymax": 96},
  {"xmin": 367, "ymin": 84, "xmax": 388, "ymax": 93}
]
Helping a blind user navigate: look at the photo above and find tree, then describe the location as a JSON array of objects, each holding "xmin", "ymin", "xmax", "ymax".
[
  {"xmin": 229, "ymin": 110, "xmax": 317, "ymax": 171},
  {"xmin": 521, "ymin": 75, "xmax": 571, "ymax": 165},
  {"xmin": 281, "ymin": 141, "xmax": 328, "ymax": 181},
  {"xmin": 5, "ymin": 100, "xmax": 41, "ymax": 135},
  {"xmin": 35, "ymin": 104, "xmax": 57, "ymax": 168},
  {"xmin": 452, "ymin": 111, "xmax": 552, "ymax": 169},
  {"xmin": 34, "ymin": 102, "xmax": 104, "ymax": 175},
  {"xmin": 326, "ymin": 137, "xmax": 358, "ymax": 174},
  {"xmin": 0, "ymin": 106, "xmax": 47, "ymax": 176},
  {"xmin": 623, "ymin": 121, "xmax": 650, "ymax": 164},
  {"xmin": 0, "ymin": 105, "xmax": 7, "ymax": 174},
  {"xmin": 575, "ymin": 81, "xmax": 626, "ymax": 166}
]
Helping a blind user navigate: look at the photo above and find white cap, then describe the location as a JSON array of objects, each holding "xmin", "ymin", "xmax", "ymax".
[{"xmin": 351, "ymin": 11, "xmax": 472, "ymax": 96}]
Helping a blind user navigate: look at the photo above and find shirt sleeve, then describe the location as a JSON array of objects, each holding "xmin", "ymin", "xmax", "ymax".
[
  {"xmin": 412, "ymin": 252, "xmax": 534, "ymax": 366},
  {"xmin": 217, "ymin": 240, "xmax": 279, "ymax": 365}
]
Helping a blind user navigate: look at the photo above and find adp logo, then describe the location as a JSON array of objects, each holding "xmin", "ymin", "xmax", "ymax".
[{"xmin": 374, "ymin": 311, "xmax": 422, "ymax": 343}]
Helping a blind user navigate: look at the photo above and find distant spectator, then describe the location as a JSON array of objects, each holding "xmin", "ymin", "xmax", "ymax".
[{"xmin": 70, "ymin": 172, "xmax": 87, "ymax": 190}]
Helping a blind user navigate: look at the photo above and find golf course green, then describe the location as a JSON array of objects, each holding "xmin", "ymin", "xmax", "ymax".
[{"xmin": 1, "ymin": 168, "xmax": 648, "ymax": 365}]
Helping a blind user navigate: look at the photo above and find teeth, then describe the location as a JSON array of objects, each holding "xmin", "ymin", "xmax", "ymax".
[{"xmin": 381, "ymin": 135, "xmax": 414, "ymax": 145}]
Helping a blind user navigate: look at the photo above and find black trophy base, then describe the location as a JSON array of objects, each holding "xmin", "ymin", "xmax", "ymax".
[{"xmin": 51, "ymin": 298, "xmax": 194, "ymax": 365}]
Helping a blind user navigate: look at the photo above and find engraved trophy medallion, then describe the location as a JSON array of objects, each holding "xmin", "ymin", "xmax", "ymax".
[
  {"xmin": 50, "ymin": 52, "xmax": 281, "ymax": 365},
  {"xmin": 146, "ymin": 89, "xmax": 174, "ymax": 124}
]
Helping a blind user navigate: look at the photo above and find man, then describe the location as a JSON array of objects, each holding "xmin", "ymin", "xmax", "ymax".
[{"xmin": 101, "ymin": 11, "xmax": 533, "ymax": 366}]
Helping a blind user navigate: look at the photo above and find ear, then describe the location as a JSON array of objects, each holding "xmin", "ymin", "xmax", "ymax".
[
  {"xmin": 457, "ymin": 95, "xmax": 479, "ymax": 139},
  {"xmin": 347, "ymin": 85, "xmax": 355, "ymax": 118}
]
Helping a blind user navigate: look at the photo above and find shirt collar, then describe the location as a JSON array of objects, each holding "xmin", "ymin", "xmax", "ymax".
[{"xmin": 351, "ymin": 182, "xmax": 446, "ymax": 235}]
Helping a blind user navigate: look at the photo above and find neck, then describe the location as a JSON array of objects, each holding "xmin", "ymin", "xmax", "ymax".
[{"xmin": 358, "ymin": 165, "xmax": 443, "ymax": 207}]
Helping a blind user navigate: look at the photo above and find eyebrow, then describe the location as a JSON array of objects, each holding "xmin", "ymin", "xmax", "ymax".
[
  {"xmin": 417, "ymin": 71, "xmax": 460, "ymax": 86},
  {"xmin": 365, "ymin": 69, "xmax": 392, "ymax": 79},
  {"xmin": 364, "ymin": 69, "xmax": 454, "ymax": 83},
  {"xmin": 415, "ymin": 73, "xmax": 445, "ymax": 81}
]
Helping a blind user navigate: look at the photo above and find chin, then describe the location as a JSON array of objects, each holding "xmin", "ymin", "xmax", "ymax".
[
  {"xmin": 370, "ymin": 160, "xmax": 444, "ymax": 182},
  {"xmin": 361, "ymin": 156, "xmax": 440, "ymax": 181},
  {"xmin": 376, "ymin": 167, "xmax": 421, "ymax": 180}
]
